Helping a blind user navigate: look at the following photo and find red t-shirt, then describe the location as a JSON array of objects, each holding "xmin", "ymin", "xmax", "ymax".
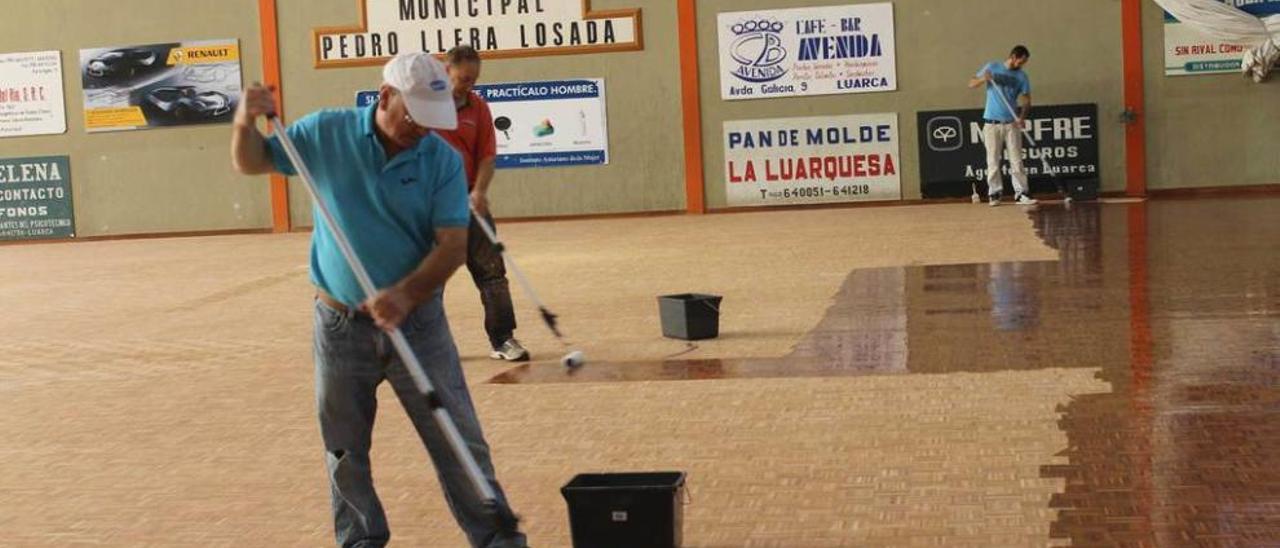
[{"xmin": 434, "ymin": 92, "xmax": 496, "ymax": 189}]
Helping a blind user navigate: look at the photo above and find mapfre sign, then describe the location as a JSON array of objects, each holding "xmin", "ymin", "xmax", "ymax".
[{"xmin": 314, "ymin": 0, "xmax": 643, "ymax": 67}]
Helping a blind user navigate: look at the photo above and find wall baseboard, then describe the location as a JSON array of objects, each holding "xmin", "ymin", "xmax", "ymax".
[
  {"xmin": 5, "ymin": 184, "xmax": 1275, "ymax": 247},
  {"xmin": 708, "ymin": 198, "xmax": 965, "ymax": 215},
  {"xmin": 1148, "ymin": 183, "xmax": 1280, "ymax": 199},
  {"xmin": 0, "ymin": 228, "xmax": 273, "ymax": 247}
]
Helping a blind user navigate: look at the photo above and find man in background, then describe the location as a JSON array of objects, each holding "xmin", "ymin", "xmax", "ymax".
[
  {"xmin": 968, "ymin": 45, "xmax": 1038, "ymax": 206},
  {"xmin": 436, "ymin": 45, "xmax": 530, "ymax": 362}
]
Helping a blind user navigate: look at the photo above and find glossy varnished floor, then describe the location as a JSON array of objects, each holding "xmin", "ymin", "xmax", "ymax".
[
  {"xmin": 493, "ymin": 198, "xmax": 1280, "ymax": 546},
  {"xmin": 1, "ymin": 199, "xmax": 1274, "ymax": 546}
]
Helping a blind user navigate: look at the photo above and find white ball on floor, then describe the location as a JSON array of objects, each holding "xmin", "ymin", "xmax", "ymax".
[{"xmin": 561, "ymin": 350, "xmax": 585, "ymax": 369}]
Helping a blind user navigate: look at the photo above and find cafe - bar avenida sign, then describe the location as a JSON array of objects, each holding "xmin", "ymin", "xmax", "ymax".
[{"xmin": 314, "ymin": 0, "xmax": 643, "ymax": 67}]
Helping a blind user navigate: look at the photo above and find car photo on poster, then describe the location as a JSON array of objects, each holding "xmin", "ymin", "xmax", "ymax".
[
  {"xmin": 80, "ymin": 39, "xmax": 242, "ymax": 132},
  {"xmin": 82, "ymin": 45, "xmax": 175, "ymax": 87},
  {"xmin": 139, "ymin": 85, "xmax": 235, "ymax": 124}
]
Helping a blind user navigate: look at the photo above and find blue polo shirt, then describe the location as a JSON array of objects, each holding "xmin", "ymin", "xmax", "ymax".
[
  {"xmin": 266, "ymin": 104, "xmax": 470, "ymax": 307},
  {"xmin": 977, "ymin": 61, "xmax": 1031, "ymax": 122}
]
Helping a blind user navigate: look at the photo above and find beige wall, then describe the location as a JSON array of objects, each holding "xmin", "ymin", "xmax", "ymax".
[
  {"xmin": 1142, "ymin": 3, "xmax": 1280, "ymax": 190},
  {"xmin": 274, "ymin": 0, "xmax": 687, "ymax": 226},
  {"xmin": 0, "ymin": 1, "xmax": 1274, "ymax": 239},
  {"xmin": 695, "ymin": 0, "xmax": 1126, "ymax": 206},
  {"xmin": 0, "ymin": 0, "xmax": 271, "ymax": 237}
]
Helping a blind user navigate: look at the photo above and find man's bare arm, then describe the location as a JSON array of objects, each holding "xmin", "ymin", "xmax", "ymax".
[
  {"xmin": 231, "ymin": 83, "xmax": 278, "ymax": 175},
  {"xmin": 363, "ymin": 226, "xmax": 468, "ymax": 330},
  {"xmin": 968, "ymin": 70, "xmax": 992, "ymax": 89}
]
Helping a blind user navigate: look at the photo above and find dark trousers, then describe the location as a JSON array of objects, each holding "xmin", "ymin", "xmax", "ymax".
[{"xmin": 466, "ymin": 213, "xmax": 517, "ymax": 349}]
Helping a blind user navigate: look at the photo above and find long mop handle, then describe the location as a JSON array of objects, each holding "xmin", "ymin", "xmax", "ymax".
[
  {"xmin": 269, "ymin": 116, "xmax": 499, "ymax": 505},
  {"xmin": 989, "ymin": 79, "xmax": 1067, "ymax": 196},
  {"xmin": 989, "ymin": 79, "xmax": 1043, "ymax": 148}
]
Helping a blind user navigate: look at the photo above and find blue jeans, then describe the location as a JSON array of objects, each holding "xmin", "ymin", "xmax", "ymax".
[{"xmin": 313, "ymin": 295, "xmax": 527, "ymax": 548}]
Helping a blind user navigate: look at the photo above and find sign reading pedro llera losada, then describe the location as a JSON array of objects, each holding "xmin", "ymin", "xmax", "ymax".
[
  {"xmin": 314, "ymin": 0, "xmax": 642, "ymax": 67},
  {"xmin": 0, "ymin": 156, "xmax": 75, "ymax": 241}
]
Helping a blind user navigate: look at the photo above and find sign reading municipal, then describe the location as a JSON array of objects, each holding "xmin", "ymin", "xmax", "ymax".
[
  {"xmin": 0, "ymin": 156, "xmax": 75, "ymax": 241},
  {"xmin": 315, "ymin": 0, "xmax": 641, "ymax": 66},
  {"xmin": 717, "ymin": 3, "xmax": 897, "ymax": 100},
  {"xmin": 1164, "ymin": 0, "xmax": 1280, "ymax": 75},
  {"xmin": 723, "ymin": 114, "xmax": 901, "ymax": 207},
  {"xmin": 0, "ymin": 51, "xmax": 66, "ymax": 138},
  {"xmin": 916, "ymin": 104, "xmax": 1099, "ymax": 199}
]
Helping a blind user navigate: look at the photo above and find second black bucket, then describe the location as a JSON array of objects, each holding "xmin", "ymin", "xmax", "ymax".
[
  {"xmin": 561, "ymin": 471, "xmax": 687, "ymax": 548},
  {"xmin": 657, "ymin": 293, "xmax": 722, "ymax": 340},
  {"xmin": 1066, "ymin": 178, "xmax": 1100, "ymax": 201}
]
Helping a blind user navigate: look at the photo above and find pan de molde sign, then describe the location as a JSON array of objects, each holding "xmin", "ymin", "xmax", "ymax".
[{"xmin": 314, "ymin": 0, "xmax": 642, "ymax": 67}]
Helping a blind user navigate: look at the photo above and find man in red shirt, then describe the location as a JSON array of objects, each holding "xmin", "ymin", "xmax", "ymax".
[{"xmin": 436, "ymin": 45, "xmax": 528, "ymax": 361}]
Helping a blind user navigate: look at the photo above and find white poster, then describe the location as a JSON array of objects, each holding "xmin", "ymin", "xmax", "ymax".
[
  {"xmin": 0, "ymin": 51, "xmax": 66, "ymax": 138},
  {"xmin": 718, "ymin": 3, "xmax": 897, "ymax": 100},
  {"xmin": 723, "ymin": 113, "xmax": 901, "ymax": 207},
  {"xmin": 477, "ymin": 79, "xmax": 609, "ymax": 168},
  {"xmin": 80, "ymin": 39, "xmax": 242, "ymax": 132},
  {"xmin": 1163, "ymin": 0, "xmax": 1280, "ymax": 75},
  {"xmin": 357, "ymin": 78, "xmax": 609, "ymax": 168},
  {"xmin": 314, "ymin": 0, "xmax": 641, "ymax": 66}
]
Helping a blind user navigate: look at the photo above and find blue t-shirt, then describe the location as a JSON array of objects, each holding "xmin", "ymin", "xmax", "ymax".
[
  {"xmin": 977, "ymin": 61, "xmax": 1031, "ymax": 122},
  {"xmin": 266, "ymin": 104, "xmax": 470, "ymax": 306}
]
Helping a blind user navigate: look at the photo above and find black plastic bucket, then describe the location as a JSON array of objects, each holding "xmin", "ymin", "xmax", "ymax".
[{"xmin": 561, "ymin": 471, "xmax": 687, "ymax": 548}]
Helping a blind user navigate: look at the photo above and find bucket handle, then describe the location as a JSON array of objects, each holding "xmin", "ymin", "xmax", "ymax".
[{"xmin": 682, "ymin": 485, "xmax": 693, "ymax": 506}]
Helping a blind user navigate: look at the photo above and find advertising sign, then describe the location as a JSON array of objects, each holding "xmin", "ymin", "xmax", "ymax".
[
  {"xmin": 916, "ymin": 104, "xmax": 1099, "ymax": 198},
  {"xmin": 1164, "ymin": 0, "xmax": 1280, "ymax": 75},
  {"xmin": 0, "ymin": 155, "xmax": 74, "ymax": 241},
  {"xmin": 724, "ymin": 113, "xmax": 900, "ymax": 207},
  {"xmin": 0, "ymin": 51, "xmax": 66, "ymax": 137},
  {"xmin": 718, "ymin": 3, "xmax": 897, "ymax": 100},
  {"xmin": 358, "ymin": 78, "xmax": 610, "ymax": 169},
  {"xmin": 478, "ymin": 79, "xmax": 608, "ymax": 168},
  {"xmin": 80, "ymin": 39, "xmax": 242, "ymax": 132}
]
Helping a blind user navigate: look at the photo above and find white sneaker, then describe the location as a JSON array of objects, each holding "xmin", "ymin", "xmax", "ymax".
[
  {"xmin": 490, "ymin": 339, "xmax": 530, "ymax": 362},
  {"xmin": 1015, "ymin": 194, "xmax": 1038, "ymax": 205},
  {"xmin": 988, "ymin": 194, "xmax": 1001, "ymax": 207}
]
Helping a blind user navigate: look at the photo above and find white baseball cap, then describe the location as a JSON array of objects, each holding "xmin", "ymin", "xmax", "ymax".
[{"xmin": 382, "ymin": 53, "xmax": 457, "ymax": 130}]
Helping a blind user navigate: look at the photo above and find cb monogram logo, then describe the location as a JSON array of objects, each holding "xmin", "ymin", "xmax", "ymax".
[{"xmin": 728, "ymin": 19, "xmax": 788, "ymax": 83}]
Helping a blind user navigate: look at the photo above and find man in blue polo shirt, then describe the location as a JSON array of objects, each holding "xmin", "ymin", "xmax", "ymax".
[
  {"xmin": 230, "ymin": 53, "xmax": 527, "ymax": 548},
  {"xmin": 968, "ymin": 45, "xmax": 1037, "ymax": 206}
]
